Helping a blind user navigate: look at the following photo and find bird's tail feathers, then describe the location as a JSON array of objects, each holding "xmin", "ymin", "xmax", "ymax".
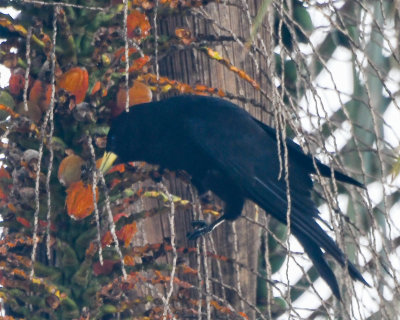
[
  {"xmin": 293, "ymin": 229, "xmax": 341, "ymax": 299},
  {"xmin": 292, "ymin": 217, "xmax": 370, "ymax": 289},
  {"xmin": 347, "ymin": 260, "xmax": 370, "ymax": 287},
  {"xmin": 316, "ymin": 162, "xmax": 366, "ymax": 189},
  {"xmin": 249, "ymin": 177, "xmax": 369, "ymax": 296}
]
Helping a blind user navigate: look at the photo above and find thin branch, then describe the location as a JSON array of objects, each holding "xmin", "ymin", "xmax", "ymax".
[{"xmin": 158, "ymin": 182, "xmax": 178, "ymax": 320}]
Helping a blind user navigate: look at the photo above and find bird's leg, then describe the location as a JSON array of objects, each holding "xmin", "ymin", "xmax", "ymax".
[
  {"xmin": 187, "ymin": 195, "xmax": 244, "ymax": 240},
  {"xmin": 187, "ymin": 216, "xmax": 226, "ymax": 240},
  {"xmin": 190, "ymin": 220, "xmax": 208, "ymax": 228}
]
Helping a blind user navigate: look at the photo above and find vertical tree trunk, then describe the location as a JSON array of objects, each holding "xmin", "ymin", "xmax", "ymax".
[{"xmin": 139, "ymin": 3, "xmax": 274, "ymax": 318}]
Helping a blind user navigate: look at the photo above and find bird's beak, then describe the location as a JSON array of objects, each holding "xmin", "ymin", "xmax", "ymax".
[{"xmin": 99, "ymin": 151, "xmax": 118, "ymax": 174}]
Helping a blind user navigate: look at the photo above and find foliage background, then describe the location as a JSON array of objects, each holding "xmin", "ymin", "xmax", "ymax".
[{"xmin": 0, "ymin": 0, "xmax": 399, "ymax": 319}]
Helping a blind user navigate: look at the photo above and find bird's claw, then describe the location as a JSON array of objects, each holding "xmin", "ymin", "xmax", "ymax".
[
  {"xmin": 187, "ymin": 220, "xmax": 211, "ymax": 240},
  {"xmin": 191, "ymin": 220, "xmax": 208, "ymax": 228}
]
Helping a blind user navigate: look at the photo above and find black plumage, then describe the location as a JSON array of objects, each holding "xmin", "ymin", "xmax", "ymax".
[{"xmin": 103, "ymin": 95, "xmax": 369, "ymax": 299}]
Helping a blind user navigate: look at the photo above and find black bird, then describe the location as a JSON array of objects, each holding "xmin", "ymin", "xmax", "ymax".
[{"xmin": 100, "ymin": 95, "xmax": 369, "ymax": 299}]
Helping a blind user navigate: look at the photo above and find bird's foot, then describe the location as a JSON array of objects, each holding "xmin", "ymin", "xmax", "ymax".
[
  {"xmin": 187, "ymin": 220, "xmax": 212, "ymax": 241},
  {"xmin": 191, "ymin": 220, "xmax": 208, "ymax": 228},
  {"xmin": 187, "ymin": 217, "xmax": 225, "ymax": 241}
]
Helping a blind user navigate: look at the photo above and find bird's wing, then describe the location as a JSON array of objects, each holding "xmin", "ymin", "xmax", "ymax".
[
  {"xmin": 184, "ymin": 111, "xmax": 317, "ymax": 219},
  {"xmin": 184, "ymin": 112, "xmax": 367, "ymax": 298},
  {"xmin": 254, "ymin": 118, "xmax": 365, "ymax": 188}
]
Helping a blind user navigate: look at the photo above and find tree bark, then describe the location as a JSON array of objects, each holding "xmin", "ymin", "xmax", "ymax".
[{"xmin": 138, "ymin": 3, "xmax": 274, "ymax": 318}]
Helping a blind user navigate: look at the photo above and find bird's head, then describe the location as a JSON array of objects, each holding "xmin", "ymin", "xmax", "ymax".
[
  {"xmin": 99, "ymin": 107, "xmax": 147, "ymax": 174},
  {"xmin": 99, "ymin": 108, "xmax": 134, "ymax": 174}
]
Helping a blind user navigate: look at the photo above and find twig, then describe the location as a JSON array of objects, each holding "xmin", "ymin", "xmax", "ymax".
[
  {"xmin": 99, "ymin": 173, "xmax": 127, "ymax": 279},
  {"xmin": 31, "ymin": 6, "xmax": 58, "ymax": 277},
  {"xmin": 158, "ymin": 182, "xmax": 178, "ymax": 320},
  {"xmin": 87, "ymin": 136, "xmax": 104, "ymax": 266}
]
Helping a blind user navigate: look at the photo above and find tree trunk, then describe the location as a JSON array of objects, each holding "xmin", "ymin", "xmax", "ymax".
[{"xmin": 138, "ymin": 3, "xmax": 274, "ymax": 318}]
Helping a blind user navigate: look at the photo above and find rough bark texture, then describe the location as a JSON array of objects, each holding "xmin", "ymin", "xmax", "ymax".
[{"xmin": 136, "ymin": 2, "xmax": 274, "ymax": 317}]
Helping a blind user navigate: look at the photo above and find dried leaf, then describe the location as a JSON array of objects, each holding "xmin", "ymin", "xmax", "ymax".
[
  {"xmin": 86, "ymin": 242, "xmax": 97, "ymax": 257},
  {"xmin": 12, "ymin": 268, "xmax": 28, "ymax": 279},
  {"xmin": 210, "ymin": 300, "xmax": 232, "ymax": 315},
  {"xmin": 124, "ymin": 255, "xmax": 135, "ymax": 266},
  {"xmin": 203, "ymin": 47, "xmax": 260, "ymax": 90},
  {"xmin": 181, "ymin": 265, "xmax": 197, "ymax": 275},
  {"xmin": 91, "ymin": 81, "xmax": 101, "ymax": 95},
  {"xmin": 39, "ymin": 220, "xmax": 57, "ymax": 232},
  {"xmin": 108, "ymin": 163, "xmax": 125, "ymax": 174},
  {"xmin": 114, "ymin": 47, "xmax": 138, "ymax": 61},
  {"xmin": 175, "ymin": 28, "xmax": 195, "ymax": 45},
  {"xmin": 138, "ymin": 73, "xmax": 225, "ymax": 97},
  {"xmin": 96, "ymin": 158, "xmax": 125, "ymax": 175},
  {"xmin": 110, "ymin": 178, "xmax": 121, "ymax": 189},
  {"xmin": 0, "ymin": 104, "xmax": 20, "ymax": 119},
  {"xmin": 203, "ymin": 209, "xmax": 220, "ymax": 216},
  {"xmin": 101, "ymin": 231, "xmax": 113, "ymax": 247},
  {"xmin": 16, "ymin": 217, "xmax": 31, "ymax": 228},
  {"xmin": 173, "ymin": 277, "xmax": 193, "ymax": 289},
  {"xmin": 113, "ymin": 212, "xmax": 128, "ymax": 223},
  {"xmin": 116, "ymin": 222, "xmax": 137, "ymax": 247},
  {"xmin": 0, "ymin": 18, "xmax": 27, "ymax": 36},
  {"xmin": 128, "ymin": 55, "xmax": 150, "ymax": 73},
  {"xmin": 143, "ymin": 190, "xmax": 189, "ymax": 206}
]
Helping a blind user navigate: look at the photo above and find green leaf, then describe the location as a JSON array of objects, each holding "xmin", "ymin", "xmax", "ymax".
[
  {"xmin": 391, "ymin": 154, "xmax": 400, "ymax": 181},
  {"xmin": 293, "ymin": 4, "xmax": 313, "ymax": 31}
]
